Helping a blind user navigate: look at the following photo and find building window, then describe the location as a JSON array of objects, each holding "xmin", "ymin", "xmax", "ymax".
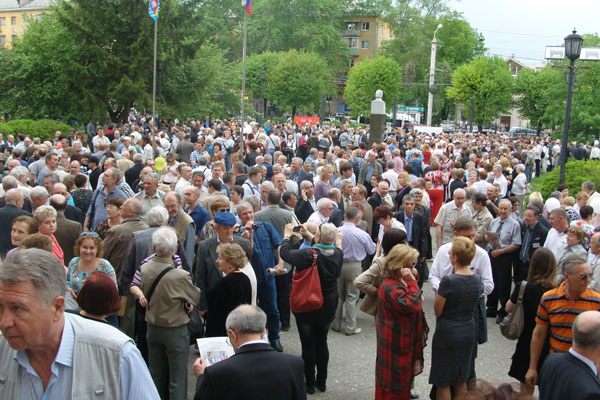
[
  {"xmin": 11, "ymin": 16, "xmax": 17, "ymax": 25},
  {"xmin": 348, "ymin": 59, "xmax": 354, "ymax": 67},
  {"xmin": 361, "ymin": 22, "xmax": 370, "ymax": 31},
  {"xmin": 347, "ymin": 37, "xmax": 358, "ymax": 48},
  {"xmin": 0, "ymin": 36, "xmax": 6, "ymax": 46},
  {"xmin": 11, "ymin": 35, "xmax": 17, "ymax": 43},
  {"xmin": 35, "ymin": 14, "xmax": 43, "ymax": 21},
  {"xmin": 0, "ymin": 17, "xmax": 5, "ymax": 26},
  {"xmin": 361, "ymin": 41, "xmax": 369, "ymax": 49}
]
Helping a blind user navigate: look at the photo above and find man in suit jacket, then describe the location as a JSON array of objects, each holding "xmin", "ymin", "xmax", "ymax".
[
  {"xmin": 394, "ymin": 194, "xmax": 427, "ymax": 286},
  {"xmin": 539, "ymin": 311, "xmax": 600, "ymax": 400},
  {"xmin": 517, "ymin": 205, "xmax": 549, "ymax": 282},
  {"xmin": 294, "ymin": 181, "xmax": 317, "ymax": 224},
  {"xmin": 195, "ymin": 212, "xmax": 251, "ymax": 312},
  {"xmin": 50, "ymin": 194, "xmax": 81, "ymax": 266},
  {"xmin": 290, "ymin": 158, "xmax": 313, "ymax": 192},
  {"xmin": 327, "ymin": 188, "xmax": 344, "ymax": 227},
  {"xmin": 368, "ymin": 180, "xmax": 393, "ymax": 241},
  {"xmin": 50, "ymin": 182, "xmax": 83, "ymax": 225},
  {"xmin": 0, "ymin": 189, "xmax": 30, "ymax": 256},
  {"xmin": 194, "ymin": 305, "xmax": 306, "ymax": 400}
]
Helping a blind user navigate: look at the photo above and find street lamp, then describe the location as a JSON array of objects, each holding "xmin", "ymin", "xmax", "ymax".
[
  {"xmin": 259, "ymin": 70, "xmax": 266, "ymax": 121},
  {"xmin": 426, "ymin": 23, "xmax": 443, "ymax": 127},
  {"xmin": 558, "ymin": 29, "xmax": 583, "ymax": 185}
]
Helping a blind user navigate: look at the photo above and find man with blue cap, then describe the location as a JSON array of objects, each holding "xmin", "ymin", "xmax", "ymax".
[{"xmin": 195, "ymin": 211, "xmax": 252, "ymax": 316}]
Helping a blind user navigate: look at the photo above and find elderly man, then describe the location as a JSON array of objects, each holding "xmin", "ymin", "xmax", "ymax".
[
  {"xmin": 485, "ymin": 198, "xmax": 521, "ymax": 323},
  {"xmin": 295, "ymin": 180, "xmax": 317, "ymax": 224},
  {"xmin": 539, "ymin": 311, "xmax": 600, "ymax": 400},
  {"xmin": 434, "ymin": 188, "xmax": 472, "ymax": 248},
  {"xmin": 368, "ymin": 180, "xmax": 393, "ymax": 240},
  {"xmin": 307, "ymin": 198, "xmax": 334, "ymax": 225},
  {"xmin": 525, "ymin": 254, "xmax": 600, "ymax": 388},
  {"xmin": 29, "ymin": 186, "xmax": 50, "ymax": 212},
  {"xmin": 0, "ymin": 249, "xmax": 159, "ymax": 398},
  {"xmin": 544, "ymin": 208, "xmax": 569, "ymax": 261},
  {"xmin": 0, "ymin": 188, "xmax": 30, "ymax": 256},
  {"xmin": 134, "ymin": 173, "xmax": 166, "ymax": 221},
  {"xmin": 84, "ymin": 167, "xmax": 128, "ymax": 231},
  {"xmin": 518, "ymin": 205, "xmax": 549, "ymax": 283},
  {"xmin": 582, "ymin": 181, "xmax": 600, "ymax": 203},
  {"xmin": 588, "ymin": 233, "xmax": 600, "ymax": 292},
  {"xmin": 51, "ymin": 182, "xmax": 83, "ymax": 224},
  {"xmin": 164, "ymin": 191, "xmax": 195, "ymax": 266},
  {"xmin": 290, "ymin": 157, "xmax": 313, "ymax": 188},
  {"xmin": 184, "ymin": 186, "xmax": 210, "ymax": 243},
  {"xmin": 193, "ymin": 305, "xmax": 305, "ymax": 400},
  {"xmin": 334, "ymin": 206, "xmax": 376, "ymax": 335},
  {"xmin": 139, "ymin": 227, "xmax": 200, "ymax": 400}
]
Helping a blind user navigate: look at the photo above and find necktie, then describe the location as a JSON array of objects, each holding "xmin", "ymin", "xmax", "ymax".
[
  {"xmin": 520, "ymin": 227, "xmax": 532, "ymax": 262},
  {"xmin": 496, "ymin": 220, "xmax": 504, "ymax": 247}
]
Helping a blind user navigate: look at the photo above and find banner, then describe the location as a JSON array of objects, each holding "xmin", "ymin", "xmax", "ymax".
[
  {"xmin": 242, "ymin": 0, "xmax": 252, "ymax": 16},
  {"xmin": 149, "ymin": 0, "xmax": 159, "ymax": 21},
  {"xmin": 294, "ymin": 116, "xmax": 320, "ymax": 127}
]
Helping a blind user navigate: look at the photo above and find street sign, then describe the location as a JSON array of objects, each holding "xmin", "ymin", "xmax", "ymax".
[
  {"xmin": 398, "ymin": 105, "xmax": 424, "ymax": 112},
  {"xmin": 545, "ymin": 46, "xmax": 600, "ymax": 61}
]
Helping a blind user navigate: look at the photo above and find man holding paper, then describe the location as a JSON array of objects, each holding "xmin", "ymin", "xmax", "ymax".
[{"xmin": 193, "ymin": 305, "xmax": 306, "ymax": 400}]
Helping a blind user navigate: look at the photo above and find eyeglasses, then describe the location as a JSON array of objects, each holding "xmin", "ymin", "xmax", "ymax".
[
  {"xmin": 218, "ymin": 209, "xmax": 230, "ymax": 213},
  {"xmin": 576, "ymin": 273, "xmax": 592, "ymax": 281},
  {"xmin": 81, "ymin": 231, "xmax": 99, "ymax": 238}
]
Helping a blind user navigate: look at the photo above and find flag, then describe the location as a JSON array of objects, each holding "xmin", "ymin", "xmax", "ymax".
[
  {"xmin": 242, "ymin": 0, "xmax": 252, "ymax": 16},
  {"xmin": 149, "ymin": 0, "xmax": 159, "ymax": 21}
]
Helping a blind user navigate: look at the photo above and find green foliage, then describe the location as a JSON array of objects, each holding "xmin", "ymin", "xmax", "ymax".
[
  {"xmin": 241, "ymin": 52, "xmax": 280, "ymax": 99},
  {"xmin": 446, "ymin": 56, "xmax": 513, "ymax": 126},
  {"xmin": 514, "ymin": 66, "xmax": 563, "ymax": 132},
  {"xmin": 343, "ymin": 55, "xmax": 402, "ymax": 117},
  {"xmin": 539, "ymin": 160, "xmax": 600, "ymax": 200},
  {"xmin": 0, "ymin": 119, "xmax": 73, "ymax": 141},
  {"xmin": 264, "ymin": 50, "xmax": 333, "ymax": 116}
]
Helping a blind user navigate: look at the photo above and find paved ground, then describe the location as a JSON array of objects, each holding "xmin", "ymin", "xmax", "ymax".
[{"xmin": 186, "ymin": 229, "xmax": 530, "ymax": 399}]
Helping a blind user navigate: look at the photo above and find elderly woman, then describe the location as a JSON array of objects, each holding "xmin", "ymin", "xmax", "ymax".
[
  {"xmin": 430, "ymin": 237, "xmax": 483, "ymax": 400},
  {"xmin": 571, "ymin": 205, "xmax": 595, "ymax": 248},
  {"xmin": 280, "ymin": 222, "xmax": 343, "ymax": 394},
  {"xmin": 204, "ymin": 243, "xmax": 252, "ymax": 337},
  {"xmin": 315, "ymin": 165, "xmax": 333, "ymax": 201},
  {"xmin": 7, "ymin": 215, "xmax": 37, "ymax": 256},
  {"xmin": 557, "ymin": 226, "xmax": 588, "ymax": 281},
  {"xmin": 376, "ymin": 244, "xmax": 426, "ymax": 400},
  {"xmin": 95, "ymin": 197, "xmax": 124, "ymax": 239},
  {"xmin": 575, "ymin": 191, "xmax": 589, "ymax": 212},
  {"xmin": 34, "ymin": 205, "xmax": 64, "ymax": 266}
]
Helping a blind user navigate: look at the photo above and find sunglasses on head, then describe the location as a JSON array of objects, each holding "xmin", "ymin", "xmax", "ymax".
[{"xmin": 81, "ymin": 231, "xmax": 99, "ymax": 238}]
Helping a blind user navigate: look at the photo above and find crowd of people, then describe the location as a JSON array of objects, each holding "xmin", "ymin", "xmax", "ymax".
[{"xmin": 0, "ymin": 112, "xmax": 600, "ymax": 399}]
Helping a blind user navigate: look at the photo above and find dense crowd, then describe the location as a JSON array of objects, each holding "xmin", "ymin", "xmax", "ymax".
[{"xmin": 1, "ymin": 112, "xmax": 600, "ymax": 399}]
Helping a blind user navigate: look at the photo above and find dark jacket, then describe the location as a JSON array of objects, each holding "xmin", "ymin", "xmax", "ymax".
[
  {"xmin": 0, "ymin": 204, "xmax": 30, "ymax": 256},
  {"xmin": 125, "ymin": 163, "xmax": 145, "ymax": 188},
  {"xmin": 194, "ymin": 343, "xmax": 306, "ymax": 400},
  {"xmin": 54, "ymin": 213, "xmax": 81, "ymax": 266},
  {"xmin": 64, "ymin": 204, "xmax": 83, "ymax": 225},
  {"xmin": 394, "ymin": 210, "xmax": 427, "ymax": 257},
  {"xmin": 539, "ymin": 351, "xmax": 600, "ymax": 400},
  {"xmin": 294, "ymin": 198, "xmax": 316, "ymax": 224},
  {"xmin": 519, "ymin": 221, "xmax": 549, "ymax": 263}
]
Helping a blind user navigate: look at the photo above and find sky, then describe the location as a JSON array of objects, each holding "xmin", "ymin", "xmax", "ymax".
[{"xmin": 447, "ymin": 0, "xmax": 600, "ymax": 66}]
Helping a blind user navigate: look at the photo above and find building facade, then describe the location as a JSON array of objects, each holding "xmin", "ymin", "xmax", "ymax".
[{"xmin": 0, "ymin": 0, "xmax": 50, "ymax": 48}]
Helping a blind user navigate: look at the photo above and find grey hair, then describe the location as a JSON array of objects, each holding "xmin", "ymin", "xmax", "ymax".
[
  {"xmin": 236, "ymin": 201, "xmax": 253, "ymax": 213},
  {"xmin": 583, "ymin": 181, "xmax": 595, "ymax": 191},
  {"xmin": 318, "ymin": 223, "xmax": 336, "ymax": 245},
  {"xmin": 2, "ymin": 175, "xmax": 17, "ymax": 191},
  {"xmin": 573, "ymin": 311, "xmax": 600, "ymax": 350},
  {"xmin": 246, "ymin": 196, "xmax": 260, "ymax": 210},
  {"xmin": 107, "ymin": 167, "xmax": 122, "ymax": 184},
  {"xmin": 300, "ymin": 180, "xmax": 313, "ymax": 190},
  {"xmin": 340, "ymin": 179, "xmax": 352, "ymax": 187},
  {"xmin": 292, "ymin": 157, "xmax": 303, "ymax": 166},
  {"xmin": 410, "ymin": 188, "xmax": 423, "ymax": 196},
  {"xmin": 133, "ymin": 153, "xmax": 143, "ymax": 163},
  {"xmin": 33, "ymin": 205, "xmax": 57, "ymax": 224},
  {"xmin": 260, "ymin": 181, "xmax": 274, "ymax": 190},
  {"xmin": 516, "ymin": 164, "xmax": 525, "ymax": 173},
  {"xmin": 144, "ymin": 172, "xmax": 159, "ymax": 184},
  {"xmin": 344, "ymin": 205, "xmax": 360, "ymax": 220},
  {"xmin": 152, "ymin": 227, "xmax": 178, "ymax": 255},
  {"xmin": 316, "ymin": 198, "xmax": 331, "ymax": 210},
  {"xmin": 127, "ymin": 198, "xmax": 143, "ymax": 217},
  {"xmin": 147, "ymin": 206, "xmax": 169, "ymax": 227},
  {"xmin": 10, "ymin": 166, "xmax": 29, "ymax": 179},
  {"xmin": 198, "ymin": 156, "xmax": 209, "ymax": 166},
  {"xmin": 225, "ymin": 304, "xmax": 267, "ymax": 334},
  {"xmin": 30, "ymin": 186, "xmax": 49, "ymax": 200},
  {"xmin": 563, "ymin": 253, "xmax": 588, "ymax": 275},
  {"xmin": 0, "ymin": 249, "xmax": 66, "ymax": 304}
]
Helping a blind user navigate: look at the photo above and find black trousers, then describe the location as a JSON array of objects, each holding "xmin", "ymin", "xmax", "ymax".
[
  {"xmin": 535, "ymin": 159, "xmax": 541, "ymax": 178},
  {"xmin": 486, "ymin": 251, "xmax": 514, "ymax": 317},
  {"xmin": 296, "ymin": 318, "xmax": 331, "ymax": 386},
  {"xmin": 275, "ymin": 268, "xmax": 293, "ymax": 327}
]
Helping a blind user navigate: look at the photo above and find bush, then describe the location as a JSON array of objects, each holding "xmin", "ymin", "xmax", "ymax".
[
  {"xmin": 539, "ymin": 160, "xmax": 600, "ymax": 199},
  {"xmin": 0, "ymin": 119, "xmax": 74, "ymax": 142}
]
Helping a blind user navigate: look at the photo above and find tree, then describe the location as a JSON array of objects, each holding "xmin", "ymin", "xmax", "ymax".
[
  {"xmin": 514, "ymin": 66, "xmax": 563, "ymax": 133},
  {"xmin": 343, "ymin": 55, "xmax": 402, "ymax": 117},
  {"xmin": 263, "ymin": 50, "xmax": 333, "ymax": 117},
  {"xmin": 241, "ymin": 52, "xmax": 280, "ymax": 99},
  {"xmin": 446, "ymin": 56, "xmax": 513, "ymax": 128}
]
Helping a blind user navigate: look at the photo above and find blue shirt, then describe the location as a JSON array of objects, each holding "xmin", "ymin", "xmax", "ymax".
[
  {"xmin": 86, "ymin": 187, "xmax": 128, "ymax": 231},
  {"xmin": 15, "ymin": 315, "xmax": 159, "ymax": 399},
  {"xmin": 238, "ymin": 221, "xmax": 282, "ymax": 283},
  {"xmin": 186, "ymin": 203, "xmax": 210, "ymax": 236},
  {"xmin": 404, "ymin": 211, "xmax": 414, "ymax": 242},
  {"xmin": 339, "ymin": 221, "xmax": 376, "ymax": 261}
]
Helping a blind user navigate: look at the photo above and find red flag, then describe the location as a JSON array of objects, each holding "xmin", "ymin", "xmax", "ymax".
[{"xmin": 243, "ymin": 0, "xmax": 252, "ymax": 16}]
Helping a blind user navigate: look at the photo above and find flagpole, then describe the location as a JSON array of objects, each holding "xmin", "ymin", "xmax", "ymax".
[
  {"xmin": 240, "ymin": 5, "xmax": 248, "ymax": 156},
  {"xmin": 151, "ymin": 18, "xmax": 157, "ymax": 149}
]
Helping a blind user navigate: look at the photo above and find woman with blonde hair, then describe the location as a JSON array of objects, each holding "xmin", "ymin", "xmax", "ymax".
[
  {"xmin": 394, "ymin": 171, "xmax": 412, "ymax": 211},
  {"xmin": 315, "ymin": 165, "xmax": 333, "ymax": 201},
  {"xmin": 429, "ymin": 237, "xmax": 483, "ymax": 400},
  {"xmin": 375, "ymin": 244, "xmax": 426, "ymax": 400},
  {"xmin": 33, "ymin": 205, "xmax": 64, "ymax": 266}
]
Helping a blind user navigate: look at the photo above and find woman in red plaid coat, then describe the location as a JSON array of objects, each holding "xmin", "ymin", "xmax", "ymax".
[{"xmin": 376, "ymin": 244, "xmax": 427, "ymax": 400}]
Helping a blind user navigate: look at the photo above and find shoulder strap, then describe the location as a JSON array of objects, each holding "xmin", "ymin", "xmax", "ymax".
[
  {"xmin": 516, "ymin": 281, "xmax": 527, "ymax": 303},
  {"xmin": 147, "ymin": 266, "xmax": 174, "ymax": 306},
  {"xmin": 311, "ymin": 248, "xmax": 318, "ymax": 266},
  {"xmin": 244, "ymin": 181, "xmax": 256, "ymax": 194}
]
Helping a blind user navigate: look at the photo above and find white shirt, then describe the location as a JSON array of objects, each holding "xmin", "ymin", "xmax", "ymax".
[
  {"xmin": 378, "ymin": 218, "xmax": 406, "ymax": 242},
  {"xmin": 493, "ymin": 174, "xmax": 508, "ymax": 197},
  {"xmin": 430, "ymin": 242, "xmax": 494, "ymax": 296},
  {"xmin": 569, "ymin": 348, "xmax": 598, "ymax": 375},
  {"xmin": 242, "ymin": 180, "xmax": 260, "ymax": 200},
  {"xmin": 511, "ymin": 173, "xmax": 527, "ymax": 195},
  {"xmin": 381, "ymin": 170, "xmax": 399, "ymax": 191},
  {"xmin": 544, "ymin": 227, "xmax": 568, "ymax": 261},
  {"xmin": 307, "ymin": 211, "xmax": 328, "ymax": 225},
  {"xmin": 472, "ymin": 180, "xmax": 491, "ymax": 195},
  {"xmin": 175, "ymin": 178, "xmax": 191, "ymax": 199}
]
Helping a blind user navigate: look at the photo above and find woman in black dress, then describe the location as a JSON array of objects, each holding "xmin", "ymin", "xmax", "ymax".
[
  {"xmin": 506, "ymin": 247, "xmax": 556, "ymax": 396},
  {"xmin": 205, "ymin": 243, "xmax": 252, "ymax": 337},
  {"xmin": 430, "ymin": 237, "xmax": 483, "ymax": 400}
]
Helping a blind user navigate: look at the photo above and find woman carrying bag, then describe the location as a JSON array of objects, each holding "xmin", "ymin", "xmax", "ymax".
[{"xmin": 280, "ymin": 222, "xmax": 343, "ymax": 395}]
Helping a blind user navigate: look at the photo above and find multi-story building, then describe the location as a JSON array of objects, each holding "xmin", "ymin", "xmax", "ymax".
[{"xmin": 0, "ymin": 0, "xmax": 51, "ymax": 48}]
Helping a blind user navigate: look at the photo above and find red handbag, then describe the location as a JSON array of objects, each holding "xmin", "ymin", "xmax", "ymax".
[{"xmin": 290, "ymin": 248, "xmax": 323, "ymax": 313}]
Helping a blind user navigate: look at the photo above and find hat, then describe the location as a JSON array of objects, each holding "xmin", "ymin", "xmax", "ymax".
[{"xmin": 214, "ymin": 211, "xmax": 236, "ymax": 227}]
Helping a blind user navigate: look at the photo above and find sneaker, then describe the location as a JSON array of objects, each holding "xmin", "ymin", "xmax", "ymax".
[{"xmin": 345, "ymin": 328, "xmax": 362, "ymax": 336}]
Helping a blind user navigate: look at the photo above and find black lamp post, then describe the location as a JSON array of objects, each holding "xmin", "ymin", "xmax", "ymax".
[
  {"xmin": 558, "ymin": 29, "xmax": 583, "ymax": 185},
  {"xmin": 259, "ymin": 70, "xmax": 265, "ymax": 121}
]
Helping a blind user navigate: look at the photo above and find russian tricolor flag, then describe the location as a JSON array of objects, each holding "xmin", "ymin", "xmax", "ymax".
[{"xmin": 243, "ymin": 0, "xmax": 252, "ymax": 16}]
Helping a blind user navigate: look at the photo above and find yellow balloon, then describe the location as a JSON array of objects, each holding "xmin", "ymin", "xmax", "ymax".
[{"xmin": 154, "ymin": 156, "xmax": 166, "ymax": 171}]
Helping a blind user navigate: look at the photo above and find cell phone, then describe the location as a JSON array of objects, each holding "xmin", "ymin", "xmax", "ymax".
[{"xmin": 293, "ymin": 226, "xmax": 301, "ymax": 233}]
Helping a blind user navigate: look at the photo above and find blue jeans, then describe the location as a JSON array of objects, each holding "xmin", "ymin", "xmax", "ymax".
[{"xmin": 258, "ymin": 279, "xmax": 280, "ymax": 341}]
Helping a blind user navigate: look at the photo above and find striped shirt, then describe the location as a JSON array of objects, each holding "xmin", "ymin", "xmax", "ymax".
[{"xmin": 536, "ymin": 282, "xmax": 600, "ymax": 353}]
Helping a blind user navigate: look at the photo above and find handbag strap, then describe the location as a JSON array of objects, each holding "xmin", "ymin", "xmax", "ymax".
[
  {"xmin": 311, "ymin": 248, "xmax": 318, "ymax": 267},
  {"xmin": 146, "ymin": 266, "xmax": 174, "ymax": 306},
  {"xmin": 516, "ymin": 280, "xmax": 527, "ymax": 304}
]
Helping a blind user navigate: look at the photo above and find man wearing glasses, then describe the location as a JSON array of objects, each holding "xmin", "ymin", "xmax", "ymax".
[{"xmin": 525, "ymin": 254, "xmax": 600, "ymax": 387}]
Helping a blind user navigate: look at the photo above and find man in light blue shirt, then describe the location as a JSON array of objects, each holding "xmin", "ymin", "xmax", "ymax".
[{"xmin": 0, "ymin": 248, "xmax": 159, "ymax": 399}]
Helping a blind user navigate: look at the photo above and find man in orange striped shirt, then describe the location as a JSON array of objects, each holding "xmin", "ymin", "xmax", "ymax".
[{"xmin": 525, "ymin": 254, "xmax": 600, "ymax": 387}]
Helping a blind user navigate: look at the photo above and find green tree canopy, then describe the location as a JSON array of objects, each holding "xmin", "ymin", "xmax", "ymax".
[
  {"xmin": 514, "ymin": 66, "xmax": 563, "ymax": 133},
  {"xmin": 343, "ymin": 55, "xmax": 402, "ymax": 117},
  {"xmin": 263, "ymin": 50, "xmax": 333, "ymax": 117},
  {"xmin": 446, "ymin": 56, "xmax": 513, "ymax": 127}
]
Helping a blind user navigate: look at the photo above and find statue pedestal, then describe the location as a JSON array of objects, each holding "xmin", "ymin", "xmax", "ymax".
[{"xmin": 369, "ymin": 89, "xmax": 386, "ymax": 146}]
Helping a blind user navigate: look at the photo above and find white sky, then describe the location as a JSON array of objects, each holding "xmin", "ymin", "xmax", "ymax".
[{"xmin": 448, "ymin": 0, "xmax": 600, "ymax": 66}]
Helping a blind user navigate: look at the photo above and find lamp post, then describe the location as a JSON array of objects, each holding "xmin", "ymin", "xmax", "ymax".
[
  {"xmin": 426, "ymin": 23, "xmax": 443, "ymax": 127},
  {"xmin": 558, "ymin": 29, "xmax": 583, "ymax": 185},
  {"xmin": 259, "ymin": 70, "xmax": 266, "ymax": 122}
]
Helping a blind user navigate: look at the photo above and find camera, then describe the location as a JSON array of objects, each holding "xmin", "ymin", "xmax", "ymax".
[{"xmin": 293, "ymin": 226, "xmax": 301, "ymax": 233}]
